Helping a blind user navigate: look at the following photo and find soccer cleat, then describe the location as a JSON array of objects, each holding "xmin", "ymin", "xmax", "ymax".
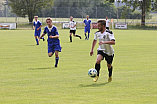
[
  {"xmin": 55, "ymin": 64, "xmax": 57, "ymax": 67},
  {"xmin": 36, "ymin": 44, "xmax": 39, "ymax": 45},
  {"xmin": 80, "ymin": 36, "xmax": 82, "ymax": 39},
  {"xmin": 108, "ymin": 76, "xmax": 112, "ymax": 82},
  {"xmin": 43, "ymin": 38, "xmax": 45, "ymax": 41},
  {"xmin": 93, "ymin": 76, "xmax": 99, "ymax": 82}
]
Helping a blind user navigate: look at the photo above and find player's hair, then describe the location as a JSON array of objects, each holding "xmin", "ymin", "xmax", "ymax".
[
  {"xmin": 46, "ymin": 17, "xmax": 52, "ymax": 22},
  {"xmin": 34, "ymin": 16, "xmax": 38, "ymax": 18},
  {"xmin": 97, "ymin": 20, "xmax": 106, "ymax": 27}
]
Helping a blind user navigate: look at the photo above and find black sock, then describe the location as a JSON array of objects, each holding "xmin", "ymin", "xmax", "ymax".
[
  {"xmin": 108, "ymin": 66, "xmax": 113, "ymax": 77},
  {"xmin": 85, "ymin": 33, "xmax": 87, "ymax": 39},
  {"xmin": 95, "ymin": 63, "xmax": 100, "ymax": 76},
  {"xmin": 75, "ymin": 35, "xmax": 81, "ymax": 39},
  {"xmin": 70, "ymin": 36, "xmax": 72, "ymax": 42}
]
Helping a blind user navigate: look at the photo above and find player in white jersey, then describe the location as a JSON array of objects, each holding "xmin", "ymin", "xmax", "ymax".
[
  {"xmin": 68, "ymin": 16, "xmax": 81, "ymax": 42},
  {"xmin": 90, "ymin": 20, "xmax": 115, "ymax": 82},
  {"xmin": 105, "ymin": 16, "xmax": 110, "ymax": 30}
]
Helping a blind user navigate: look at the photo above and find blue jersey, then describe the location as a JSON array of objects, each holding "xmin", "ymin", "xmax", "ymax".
[
  {"xmin": 43, "ymin": 26, "xmax": 60, "ymax": 45},
  {"xmin": 33, "ymin": 20, "xmax": 42, "ymax": 32},
  {"xmin": 83, "ymin": 19, "xmax": 91, "ymax": 29}
]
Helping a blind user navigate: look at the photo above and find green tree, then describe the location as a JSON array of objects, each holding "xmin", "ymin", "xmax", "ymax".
[{"xmin": 8, "ymin": 0, "xmax": 54, "ymax": 23}]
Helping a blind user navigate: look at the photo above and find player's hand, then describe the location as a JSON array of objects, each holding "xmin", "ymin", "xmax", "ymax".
[
  {"xmin": 99, "ymin": 41, "xmax": 105, "ymax": 45},
  {"xmin": 49, "ymin": 35, "xmax": 53, "ymax": 38},
  {"xmin": 37, "ymin": 28, "xmax": 39, "ymax": 30},
  {"xmin": 33, "ymin": 27, "xmax": 34, "ymax": 30},
  {"xmin": 90, "ymin": 50, "xmax": 94, "ymax": 56},
  {"xmin": 84, "ymin": 25, "xmax": 86, "ymax": 27}
]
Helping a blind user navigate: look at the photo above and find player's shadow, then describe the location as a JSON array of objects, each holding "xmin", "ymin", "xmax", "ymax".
[
  {"xmin": 28, "ymin": 67, "xmax": 54, "ymax": 70},
  {"xmin": 79, "ymin": 82, "xmax": 109, "ymax": 87}
]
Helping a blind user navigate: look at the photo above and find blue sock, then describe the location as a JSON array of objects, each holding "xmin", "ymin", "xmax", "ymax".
[
  {"xmin": 55, "ymin": 57, "xmax": 59, "ymax": 66},
  {"xmin": 88, "ymin": 34, "xmax": 89, "ymax": 39},
  {"xmin": 36, "ymin": 38, "xmax": 39, "ymax": 44}
]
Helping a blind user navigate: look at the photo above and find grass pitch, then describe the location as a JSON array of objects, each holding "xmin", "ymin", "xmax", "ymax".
[{"xmin": 0, "ymin": 29, "xmax": 157, "ymax": 104}]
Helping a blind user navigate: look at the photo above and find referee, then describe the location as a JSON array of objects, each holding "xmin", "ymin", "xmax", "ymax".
[{"xmin": 68, "ymin": 16, "xmax": 81, "ymax": 42}]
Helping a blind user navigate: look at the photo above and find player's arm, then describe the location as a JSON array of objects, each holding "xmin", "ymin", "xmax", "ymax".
[
  {"xmin": 90, "ymin": 23, "xmax": 92, "ymax": 30},
  {"xmin": 83, "ymin": 20, "xmax": 86, "ymax": 27},
  {"xmin": 49, "ymin": 35, "xmax": 59, "ymax": 39},
  {"xmin": 33, "ymin": 22, "xmax": 35, "ymax": 30},
  {"xmin": 109, "ymin": 21, "xmax": 110, "ymax": 26},
  {"xmin": 72, "ymin": 24, "xmax": 76, "ymax": 28},
  {"xmin": 84, "ymin": 23, "xmax": 86, "ymax": 27},
  {"xmin": 37, "ymin": 25, "xmax": 42, "ymax": 30},
  {"xmin": 33, "ymin": 26, "xmax": 35, "ymax": 30},
  {"xmin": 90, "ymin": 40, "xmax": 97, "ymax": 56},
  {"xmin": 39, "ymin": 33, "xmax": 45, "ymax": 41},
  {"xmin": 99, "ymin": 40, "xmax": 115, "ymax": 45},
  {"xmin": 49, "ymin": 27, "xmax": 59, "ymax": 39}
]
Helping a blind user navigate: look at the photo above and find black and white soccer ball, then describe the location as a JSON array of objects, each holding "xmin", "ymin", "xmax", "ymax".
[{"xmin": 88, "ymin": 68, "xmax": 97, "ymax": 78}]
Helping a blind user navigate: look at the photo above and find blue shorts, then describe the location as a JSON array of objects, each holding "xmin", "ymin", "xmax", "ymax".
[
  {"xmin": 34, "ymin": 31, "xmax": 41, "ymax": 37},
  {"xmin": 84, "ymin": 28, "xmax": 90, "ymax": 33},
  {"xmin": 48, "ymin": 44, "xmax": 62, "ymax": 53}
]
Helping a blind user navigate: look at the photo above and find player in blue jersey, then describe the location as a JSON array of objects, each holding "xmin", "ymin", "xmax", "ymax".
[
  {"xmin": 33, "ymin": 16, "xmax": 44, "ymax": 45},
  {"xmin": 83, "ymin": 15, "xmax": 92, "ymax": 40},
  {"xmin": 39, "ymin": 17, "xmax": 61, "ymax": 67}
]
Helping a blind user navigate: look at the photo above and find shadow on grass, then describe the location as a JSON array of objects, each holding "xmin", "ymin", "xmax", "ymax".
[
  {"xmin": 28, "ymin": 67, "xmax": 54, "ymax": 70},
  {"xmin": 79, "ymin": 82, "xmax": 109, "ymax": 87}
]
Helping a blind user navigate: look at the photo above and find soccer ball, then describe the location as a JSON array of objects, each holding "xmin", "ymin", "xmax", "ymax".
[{"xmin": 88, "ymin": 68, "xmax": 97, "ymax": 78}]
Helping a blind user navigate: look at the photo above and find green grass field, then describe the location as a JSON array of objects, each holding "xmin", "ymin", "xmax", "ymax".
[{"xmin": 0, "ymin": 29, "xmax": 157, "ymax": 104}]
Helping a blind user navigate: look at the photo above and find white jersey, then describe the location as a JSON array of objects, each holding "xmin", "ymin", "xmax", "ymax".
[
  {"xmin": 106, "ymin": 19, "xmax": 110, "ymax": 27},
  {"xmin": 94, "ymin": 30, "xmax": 115, "ymax": 56},
  {"xmin": 69, "ymin": 20, "xmax": 76, "ymax": 30}
]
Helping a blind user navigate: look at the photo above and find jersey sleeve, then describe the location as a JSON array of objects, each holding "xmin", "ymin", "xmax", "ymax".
[
  {"xmin": 39, "ymin": 21, "xmax": 42, "ymax": 26},
  {"xmin": 90, "ymin": 20, "xmax": 92, "ymax": 24},
  {"xmin": 83, "ymin": 20, "xmax": 85, "ymax": 23},
  {"xmin": 55, "ymin": 27, "xmax": 59, "ymax": 35},
  {"xmin": 43, "ymin": 27, "xmax": 47, "ymax": 34},
  {"xmin": 108, "ymin": 33, "xmax": 115, "ymax": 41},
  {"xmin": 74, "ymin": 21, "xmax": 76, "ymax": 25},
  {"xmin": 33, "ymin": 22, "xmax": 35, "ymax": 26}
]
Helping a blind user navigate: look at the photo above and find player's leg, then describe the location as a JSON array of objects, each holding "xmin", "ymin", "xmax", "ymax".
[
  {"xmin": 73, "ymin": 30, "xmax": 81, "ymax": 39},
  {"xmin": 34, "ymin": 31, "xmax": 39, "ymax": 45},
  {"xmin": 84, "ymin": 28, "xmax": 87, "ymax": 40},
  {"xmin": 48, "ymin": 45, "xmax": 54, "ymax": 57},
  {"xmin": 105, "ymin": 54, "xmax": 114, "ymax": 82},
  {"xmin": 54, "ymin": 51, "xmax": 59, "ymax": 67},
  {"xmin": 54, "ymin": 44, "xmax": 61, "ymax": 67},
  {"xmin": 39, "ymin": 31, "xmax": 45, "ymax": 41},
  {"xmin": 93, "ymin": 54, "xmax": 103, "ymax": 82},
  {"xmin": 95, "ymin": 54, "xmax": 103, "ymax": 76},
  {"xmin": 87, "ymin": 29, "xmax": 90, "ymax": 40},
  {"xmin": 48, "ymin": 52, "xmax": 54, "ymax": 57},
  {"xmin": 69, "ymin": 30, "xmax": 72, "ymax": 42},
  {"xmin": 35, "ymin": 36, "xmax": 39, "ymax": 45}
]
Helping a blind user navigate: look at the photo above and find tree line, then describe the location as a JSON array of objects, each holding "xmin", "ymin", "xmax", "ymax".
[{"xmin": 4, "ymin": 0, "xmax": 157, "ymax": 26}]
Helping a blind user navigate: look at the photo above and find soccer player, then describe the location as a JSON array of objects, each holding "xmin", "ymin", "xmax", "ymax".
[
  {"xmin": 90, "ymin": 20, "xmax": 115, "ymax": 82},
  {"xmin": 83, "ymin": 15, "xmax": 92, "ymax": 40},
  {"xmin": 105, "ymin": 16, "xmax": 110, "ymax": 30},
  {"xmin": 39, "ymin": 17, "xmax": 61, "ymax": 67},
  {"xmin": 68, "ymin": 16, "xmax": 81, "ymax": 42},
  {"xmin": 33, "ymin": 16, "xmax": 44, "ymax": 45}
]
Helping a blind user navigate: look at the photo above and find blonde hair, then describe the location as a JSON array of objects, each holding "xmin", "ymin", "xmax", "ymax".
[
  {"xmin": 46, "ymin": 17, "xmax": 52, "ymax": 22},
  {"xmin": 34, "ymin": 16, "xmax": 38, "ymax": 18}
]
